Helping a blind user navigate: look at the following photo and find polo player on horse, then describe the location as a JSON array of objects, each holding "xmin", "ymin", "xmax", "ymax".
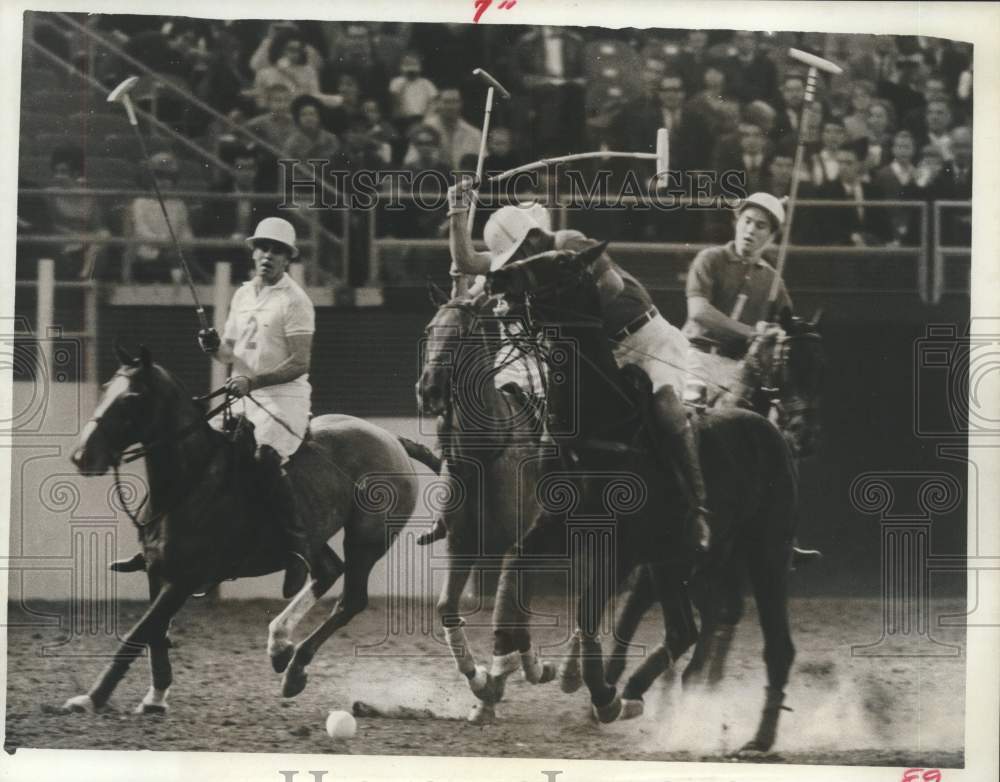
[
  {"xmin": 113, "ymin": 217, "xmax": 326, "ymax": 598},
  {"xmin": 430, "ymin": 177, "xmax": 712, "ymax": 559}
]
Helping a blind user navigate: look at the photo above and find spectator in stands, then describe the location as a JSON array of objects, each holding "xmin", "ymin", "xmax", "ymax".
[
  {"xmin": 360, "ymin": 98, "xmax": 399, "ymax": 164},
  {"xmin": 811, "ymin": 143, "xmax": 888, "ymax": 247},
  {"xmin": 843, "ymin": 80, "xmax": 876, "ymax": 140},
  {"xmin": 415, "ymin": 88, "xmax": 480, "ymax": 171},
  {"xmin": 725, "ymin": 31, "xmax": 778, "ymax": 105},
  {"xmin": 716, "ymin": 120, "xmax": 772, "ymax": 195},
  {"xmin": 254, "ymin": 32, "xmax": 343, "ymax": 111},
  {"xmin": 872, "ymin": 130, "xmax": 921, "ymax": 246},
  {"xmin": 900, "ymin": 73, "xmax": 955, "ymax": 138},
  {"xmin": 285, "ymin": 94, "xmax": 342, "ymax": 167},
  {"xmin": 618, "ymin": 73, "xmax": 713, "ymax": 173},
  {"xmin": 860, "ymin": 99, "xmax": 897, "ymax": 177},
  {"xmin": 459, "ymin": 126, "xmax": 519, "ymax": 176},
  {"xmin": 764, "ymin": 153, "xmax": 794, "ymax": 199},
  {"xmin": 932, "ymin": 126, "xmax": 972, "ymax": 246},
  {"xmin": 510, "ymin": 25, "xmax": 587, "ymax": 158},
  {"xmin": 809, "ymin": 120, "xmax": 848, "ymax": 186},
  {"xmin": 44, "ymin": 143, "xmax": 110, "ymax": 280},
  {"xmin": 200, "ymin": 140, "xmax": 276, "ymax": 280},
  {"xmin": 774, "ymin": 73, "xmax": 823, "ymax": 149},
  {"xmin": 745, "ymin": 100, "xmax": 778, "ymax": 144},
  {"xmin": 686, "ymin": 60, "xmax": 738, "ymax": 138},
  {"xmin": 324, "ymin": 74, "xmax": 365, "ymax": 136},
  {"xmin": 194, "ymin": 29, "xmax": 255, "ymax": 116},
  {"xmin": 919, "ymin": 99, "xmax": 955, "ymax": 161},
  {"xmin": 124, "ymin": 151, "xmax": 198, "ymax": 283},
  {"xmin": 389, "ymin": 52, "xmax": 439, "ymax": 137},
  {"xmin": 676, "ymin": 29, "xmax": 711, "ymax": 95},
  {"xmin": 249, "ymin": 21, "xmax": 323, "ymax": 74},
  {"xmin": 399, "ymin": 124, "xmax": 450, "ymax": 237},
  {"xmin": 915, "ymin": 143, "xmax": 945, "ymax": 190},
  {"xmin": 245, "ymin": 82, "xmax": 297, "ymax": 151}
]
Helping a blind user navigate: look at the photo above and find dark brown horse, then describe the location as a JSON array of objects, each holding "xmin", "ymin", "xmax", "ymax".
[
  {"xmin": 599, "ymin": 310, "xmax": 825, "ymax": 697},
  {"xmin": 63, "ymin": 344, "xmax": 437, "ymax": 714},
  {"xmin": 417, "ymin": 287, "xmax": 562, "ymax": 722},
  {"xmin": 484, "ymin": 243, "xmax": 800, "ymax": 753}
]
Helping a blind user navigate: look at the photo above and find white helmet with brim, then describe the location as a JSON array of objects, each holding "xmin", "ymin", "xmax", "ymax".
[
  {"xmin": 246, "ymin": 217, "xmax": 299, "ymax": 258},
  {"xmin": 737, "ymin": 192, "xmax": 786, "ymax": 231},
  {"xmin": 484, "ymin": 203, "xmax": 552, "ymax": 271}
]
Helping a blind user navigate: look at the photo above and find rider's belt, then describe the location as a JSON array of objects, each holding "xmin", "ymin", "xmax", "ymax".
[{"xmin": 612, "ymin": 307, "xmax": 658, "ymax": 342}]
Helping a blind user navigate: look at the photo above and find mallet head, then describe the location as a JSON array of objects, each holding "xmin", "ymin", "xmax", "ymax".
[
  {"xmin": 472, "ymin": 68, "xmax": 511, "ymax": 99},
  {"xmin": 107, "ymin": 75, "xmax": 141, "ymax": 104},
  {"xmin": 788, "ymin": 48, "xmax": 843, "ymax": 75},
  {"xmin": 107, "ymin": 75, "xmax": 141, "ymax": 126}
]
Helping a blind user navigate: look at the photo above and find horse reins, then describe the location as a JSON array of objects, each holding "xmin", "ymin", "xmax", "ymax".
[{"xmin": 102, "ymin": 385, "xmax": 237, "ymax": 528}]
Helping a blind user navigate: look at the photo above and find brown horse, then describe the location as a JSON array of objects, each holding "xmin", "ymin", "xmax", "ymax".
[
  {"xmin": 63, "ymin": 344, "xmax": 437, "ymax": 714},
  {"xmin": 600, "ymin": 310, "xmax": 825, "ymax": 695},
  {"xmin": 485, "ymin": 243, "xmax": 800, "ymax": 754},
  {"xmin": 417, "ymin": 286, "xmax": 562, "ymax": 722}
]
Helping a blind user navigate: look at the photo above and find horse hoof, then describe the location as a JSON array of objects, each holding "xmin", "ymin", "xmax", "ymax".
[
  {"xmin": 270, "ymin": 643, "xmax": 294, "ymax": 674},
  {"xmin": 591, "ymin": 692, "xmax": 623, "ymax": 724},
  {"xmin": 282, "ymin": 665, "xmax": 308, "ymax": 698},
  {"xmin": 735, "ymin": 738, "xmax": 774, "ymax": 757},
  {"xmin": 537, "ymin": 661, "xmax": 557, "ymax": 684},
  {"xmin": 620, "ymin": 698, "xmax": 644, "ymax": 720},
  {"xmin": 63, "ymin": 695, "xmax": 96, "ymax": 714},
  {"xmin": 558, "ymin": 662, "xmax": 583, "ymax": 694},
  {"xmin": 468, "ymin": 702, "xmax": 496, "ymax": 725},
  {"xmin": 135, "ymin": 702, "xmax": 167, "ymax": 716}
]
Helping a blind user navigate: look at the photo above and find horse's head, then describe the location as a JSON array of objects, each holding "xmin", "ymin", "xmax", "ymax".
[
  {"xmin": 486, "ymin": 241, "xmax": 608, "ymax": 324},
  {"xmin": 416, "ymin": 282, "xmax": 495, "ymax": 417},
  {"xmin": 747, "ymin": 308, "xmax": 825, "ymax": 458},
  {"xmin": 70, "ymin": 342, "xmax": 186, "ymax": 475}
]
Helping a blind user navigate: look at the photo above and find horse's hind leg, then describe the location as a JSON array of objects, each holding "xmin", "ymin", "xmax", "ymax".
[
  {"xmin": 604, "ymin": 565, "xmax": 657, "ymax": 687},
  {"xmin": 269, "ymin": 546, "xmax": 345, "ymax": 674},
  {"xmin": 63, "ymin": 582, "xmax": 189, "ymax": 713},
  {"xmin": 281, "ymin": 542, "xmax": 384, "ymax": 699},
  {"xmin": 740, "ymin": 539, "xmax": 795, "ymax": 754},
  {"xmin": 620, "ymin": 564, "xmax": 698, "ymax": 718},
  {"xmin": 683, "ymin": 562, "xmax": 744, "ymax": 689}
]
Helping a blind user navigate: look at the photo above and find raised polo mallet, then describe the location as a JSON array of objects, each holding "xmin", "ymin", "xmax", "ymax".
[
  {"xmin": 107, "ymin": 75, "xmax": 208, "ymax": 330},
  {"xmin": 467, "ymin": 68, "xmax": 512, "ymax": 231},
  {"xmin": 765, "ymin": 48, "xmax": 844, "ymax": 319}
]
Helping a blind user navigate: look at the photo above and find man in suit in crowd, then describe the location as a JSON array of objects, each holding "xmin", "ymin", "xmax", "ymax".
[{"xmin": 809, "ymin": 143, "xmax": 889, "ymax": 246}]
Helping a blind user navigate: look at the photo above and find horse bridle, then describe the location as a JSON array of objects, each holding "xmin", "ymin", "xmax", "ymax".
[{"xmin": 88, "ymin": 373, "xmax": 237, "ymax": 527}]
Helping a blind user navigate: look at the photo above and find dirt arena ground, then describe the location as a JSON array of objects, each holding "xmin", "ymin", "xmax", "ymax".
[{"xmin": 4, "ymin": 595, "xmax": 965, "ymax": 767}]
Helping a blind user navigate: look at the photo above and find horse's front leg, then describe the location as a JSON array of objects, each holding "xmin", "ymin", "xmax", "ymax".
[
  {"xmin": 269, "ymin": 546, "xmax": 345, "ymax": 674},
  {"xmin": 490, "ymin": 516, "xmax": 561, "ymax": 694},
  {"xmin": 619, "ymin": 563, "xmax": 698, "ymax": 719},
  {"xmin": 134, "ymin": 572, "xmax": 181, "ymax": 715},
  {"xmin": 64, "ymin": 581, "xmax": 189, "ymax": 713}
]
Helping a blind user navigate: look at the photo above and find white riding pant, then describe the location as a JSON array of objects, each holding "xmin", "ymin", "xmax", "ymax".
[
  {"xmin": 684, "ymin": 345, "xmax": 740, "ymax": 400},
  {"xmin": 612, "ymin": 314, "xmax": 689, "ymax": 394},
  {"xmin": 211, "ymin": 392, "xmax": 310, "ymax": 464}
]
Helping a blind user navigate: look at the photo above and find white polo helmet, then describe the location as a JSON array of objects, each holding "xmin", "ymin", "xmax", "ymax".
[
  {"xmin": 737, "ymin": 192, "xmax": 786, "ymax": 231},
  {"xmin": 246, "ymin": 217, "xmax": 299, "ymax": 258},
  {"xmin": 484, "ymin": 203, "xmax": 552, "ymax": 271}
]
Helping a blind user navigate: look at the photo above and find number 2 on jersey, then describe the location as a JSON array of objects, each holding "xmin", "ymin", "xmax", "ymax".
[{"xmin": 240, "ymin": 315, "xmax": 259, "ymax": 351}]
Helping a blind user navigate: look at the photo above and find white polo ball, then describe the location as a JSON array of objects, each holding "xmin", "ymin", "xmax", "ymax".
[{"xmin": 325, "ymin": 709, "xmax": 357, "ymax": 739}]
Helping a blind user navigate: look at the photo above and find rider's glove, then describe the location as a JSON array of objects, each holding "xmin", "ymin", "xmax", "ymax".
[{"xmin": 198, "ymin": 328, "xmax": 221, "ymax": 354}]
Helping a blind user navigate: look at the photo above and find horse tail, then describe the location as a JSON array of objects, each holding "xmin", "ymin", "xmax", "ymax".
[{"xmin": 397, "ymin": 436, "xmax": 441, "ymax": 473}]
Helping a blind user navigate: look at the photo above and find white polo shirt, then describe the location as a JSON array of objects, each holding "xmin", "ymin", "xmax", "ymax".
[{"xmin": 223, "ymin": 273, "xmax": 315, "ymax": 400}]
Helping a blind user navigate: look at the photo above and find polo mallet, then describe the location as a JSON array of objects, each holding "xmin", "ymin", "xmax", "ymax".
[
  {"xmin": 481, "ymin": 127, "xmax": 670, "ymax": 188},
  {"xmin": 467, "ymin": 68, "xmax": 512, "ymax": 231},
  {"xmin": 765, "ymin": 48, "xmax": 843, "ymax": 320},
  {"xmin": 107, "ymin": 75, "xmax": 209, "ymax": 330}
]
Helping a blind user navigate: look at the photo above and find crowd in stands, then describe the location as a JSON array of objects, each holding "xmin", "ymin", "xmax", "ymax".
[{"xmin": 20, "ymin": 15, "xmax": 974, "ymax": 284}]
